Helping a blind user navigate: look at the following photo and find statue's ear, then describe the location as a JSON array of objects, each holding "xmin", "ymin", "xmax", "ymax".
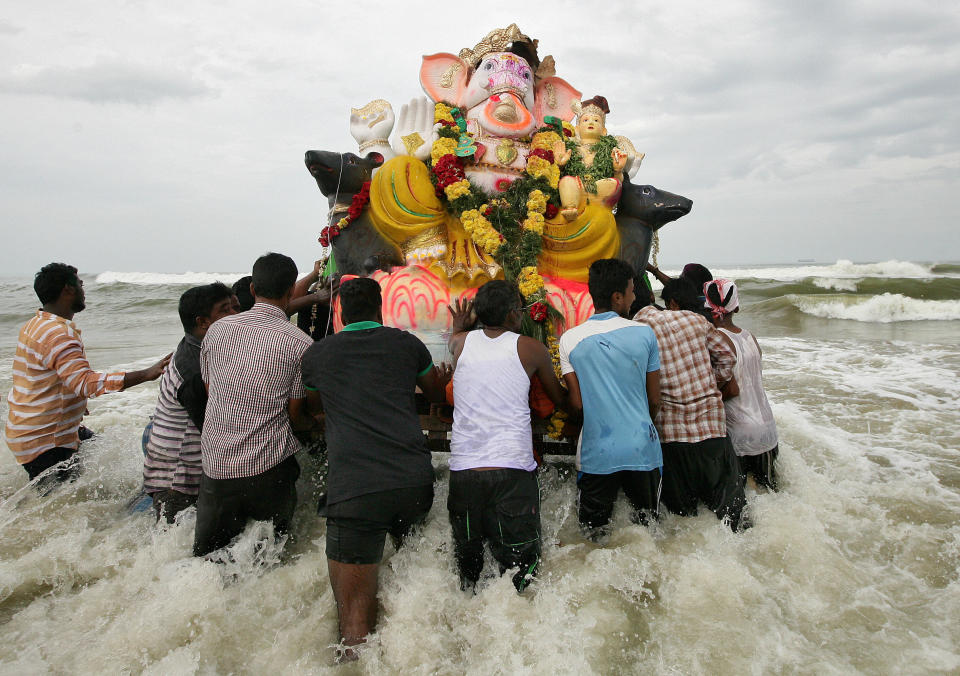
[
  {"xmin": 533, "ymin": 77, "xmax": 582, "ymax": 124},
  {"xmin": 420, "ymin": 53, "xmax": 471, "ymax": 104}
]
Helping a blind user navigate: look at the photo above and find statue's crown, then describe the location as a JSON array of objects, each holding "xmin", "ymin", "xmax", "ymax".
[
  {"xmin": 573, "ymin": 95, "xmax": 611, "ymax": 120},
  {"xmin": 459, "ymin": 24, "xmax": 538, "ymax": 68}
]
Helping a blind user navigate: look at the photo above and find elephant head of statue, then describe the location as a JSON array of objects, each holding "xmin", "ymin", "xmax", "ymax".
[{"xmin": 419, "ymin": 25, "xmax": 581, "ymax": 139}]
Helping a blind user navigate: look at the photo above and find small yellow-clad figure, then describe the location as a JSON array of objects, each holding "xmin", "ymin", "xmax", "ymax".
[{"xmin": 553, "ymin": 96, "xmax": 628, "ymax": 222}]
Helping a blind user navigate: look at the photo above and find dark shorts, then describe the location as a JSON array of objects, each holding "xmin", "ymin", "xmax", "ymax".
[
  {"xmin": 22, "ymin": 447, "xmax": 80, "ymax": 483},
  {"xmin": 193, "ymin": 455, "xmax": 300, "ymax": 557},
  {"xmin": 660, "ymin": 436, "xmax": 747, "ymax": 531},
  {"xmin": 447, "ymin": 468, "xmax": 541, "ymax": 592},
  {"xmin": 739, "ymin": 445, "xmax": 779, "ymax": 491},
  {"xmin": 324, "ymin": 484, "xmax": 434, "ymax": 565},
  {"xmin": 151, "ymin": 489, "xmax": 198, "ymax": 524},
  {"xmin": 577, "ymin": 468, "xmax": 662, "ymax": 532}
]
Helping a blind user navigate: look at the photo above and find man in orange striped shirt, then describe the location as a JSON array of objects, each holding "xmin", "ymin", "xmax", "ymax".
[{"xmin": 5, "ymin": 263, "xmax": 170, "ymax": 483}]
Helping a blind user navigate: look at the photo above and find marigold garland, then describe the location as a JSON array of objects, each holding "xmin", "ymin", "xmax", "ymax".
[
  {"xmin": 526, "ymin": 189, "xmax": 546, "ymax": 214},
  {"xmin": 460, "ymin": 206, "xmax": 503, "ymax": 255},
  {"xmin": 431, "ymin": 137, "xmax": 458, "ymax": 164},
  {"xmin": 434, "ymin": 103, "xmax": 455, "ymax": 124},
  {"xmin": 443, "ymin": 179, "xmax": 472, "ymax": 201},
  {"xmin": 545, "ymin": 323, "xmax": 567, "ymax": 439},
  {"xmin": 517, "ymin": 266, "xmax": 544, "ymax": 297},
  {"xmin": 422, "ymin": 106, "xmax": 572, "ymax": 440}
]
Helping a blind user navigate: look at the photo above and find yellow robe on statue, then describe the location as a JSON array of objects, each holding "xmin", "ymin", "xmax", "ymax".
[{"xmin": 368, "ymin": 156, "xmax": 620, "ymax": 287}]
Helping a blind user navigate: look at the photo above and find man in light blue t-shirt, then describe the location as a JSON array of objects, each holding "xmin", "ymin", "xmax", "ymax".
[{"xmin": 558, "ymin": 259, "xmax": 662, "ymax": 537}]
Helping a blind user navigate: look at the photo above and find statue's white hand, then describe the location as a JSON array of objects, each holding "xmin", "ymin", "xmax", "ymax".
[
  {"xmin": 392, "ymin": 97, "xmax": 437, "ymax": 161},
  {"xmin": 614, "ymin": 135, "xmax": 643, "ymax": 178},
  {"xmin": 350, "ymin": 99, "xmax": 395, "ymax": 151}
]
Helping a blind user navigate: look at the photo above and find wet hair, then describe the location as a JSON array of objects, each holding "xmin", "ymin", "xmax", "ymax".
[
  {"xmin": 629, "ymin": 272, "xmax": 656, "ymax": 317},
  {"xmin": 680, "ymin": 263, "xmax": 713, "ymax": 291},
  {"xmin": 34, "ymin": 263, "xmax": 79, "ymax": 305},
  {"xmin": 178, "ymin": 282, "xmax": 234, "ymax": 333},
  {"xmin": 474, "ymin": 280, "xmax": 521, "ymax": 327},
  {"xmin": 588, "ymin": 259, "xmax": 635, "ymax": 311},
  {"xmin": 232, "ymin": 275, "xmax": 254, "ymax": 311},
  {"xmin": 661, "ymin": 278, "xmax": 700, "ymax": 312},
  {"xmin": 251, "ymin": 253, "xmax": 297, "ymax": 300},
  {"xmin": 339, "ymin": 277, "xmax": 382, "ymax": 325}
]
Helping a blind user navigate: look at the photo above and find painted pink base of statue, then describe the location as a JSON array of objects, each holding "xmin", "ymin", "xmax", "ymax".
[{"xmin": 332, "ymin": 265, "xmax": 594, "ymax": 335}]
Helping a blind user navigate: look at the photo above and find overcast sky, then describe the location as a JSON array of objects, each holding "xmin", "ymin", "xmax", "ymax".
[{"xmin": 1, "ymin": 0, "xmax": 958, "ymax": 276}]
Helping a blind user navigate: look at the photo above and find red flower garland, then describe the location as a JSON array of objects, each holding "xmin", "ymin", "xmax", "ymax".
[
  {"xmin": 433, "ymin": 154, "xmax": 466, "ymax": 189},
  {"xmin": 530, "ymin": 148, "xmax": 555, "ymax": 164},
  {"xmin": 319, "ymin": 181, "xmax": 371, "ymax": 247},
  {"xmin": 529, "ymin": 301, "xmax": 548, "ymax": 322}
]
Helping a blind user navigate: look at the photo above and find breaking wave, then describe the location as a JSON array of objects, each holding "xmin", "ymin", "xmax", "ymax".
[
  {"xmin": 95, "ymin": 272, "xmax": 246, "ymax": 286},
  {"xmin": 788, "ymin": 293, "xmax": 960, "ymax": 323},
  {"xmin": 666, "ymin": 259, "xmax": 953, "ymax": 282}
]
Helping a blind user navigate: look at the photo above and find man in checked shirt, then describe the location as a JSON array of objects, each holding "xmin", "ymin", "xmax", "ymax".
[
  {"xmin": 194, "ymin": 253, "xmax": 316, "ymax": 557},
  {"xmin": 634, "ymin": 277, "xmax": 748, "ymax": 531}
]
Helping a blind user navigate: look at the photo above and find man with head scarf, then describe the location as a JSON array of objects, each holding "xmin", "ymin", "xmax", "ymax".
[{"xmin": 704, "ymin": 279, "xmax": 780, "ymax": 491}]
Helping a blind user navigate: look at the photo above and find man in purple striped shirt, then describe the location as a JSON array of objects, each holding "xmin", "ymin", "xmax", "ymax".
[
  {"xmin": 143, "ymin": 282, "xmax": 236, "ymax": 523},
  {"xmin": 194, "ymin": 253, "xmax": 315, "ymax": 557}
]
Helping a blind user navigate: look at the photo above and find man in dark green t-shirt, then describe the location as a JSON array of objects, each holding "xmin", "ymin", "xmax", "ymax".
[{"xmin": 302, "ymin": 277, "xmax": 447, "ymax": 659}]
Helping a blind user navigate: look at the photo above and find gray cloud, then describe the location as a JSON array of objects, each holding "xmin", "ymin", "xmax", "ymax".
[
  {"xmin": 0, "ymin": 0, "xmax": 957, "ymax": 276},
  {"xmin": 0, "ymin": 61, "xmax": 212, "ymax": 104},
  {"xmin": 0, "ymin": 21, "xmax": 20, "ymax": 35}
]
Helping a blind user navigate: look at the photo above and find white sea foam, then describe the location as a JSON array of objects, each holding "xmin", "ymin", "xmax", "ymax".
[
  {"xmin": 791, "ymin": 293, "xmax": 960, "ymax": 322},
  {"xmin": 813, "ymin": 277, "xmax": 860, "ymax": 292},
  {"xmin": 95, "ymin": 271, "xmax": 246, "ymax": 286},
  {"xmin": 659, "ymin": 259, "xmax": 948, "ymax": 282},
  {"xmin": 92, "ymin": 260, "xmax": 953, "ymax": 288},
  {"xmin": 2, "ymin": 280, "xmax": 959, "ymax": 672}
]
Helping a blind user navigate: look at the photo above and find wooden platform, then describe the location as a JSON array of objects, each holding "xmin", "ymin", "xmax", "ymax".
[{"xmin": 420, "ymin": 407, "xmax": 577, "ymax": 456}]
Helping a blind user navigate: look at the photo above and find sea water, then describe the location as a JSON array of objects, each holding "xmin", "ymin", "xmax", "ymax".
[{"xmin": 0, "ymin": 260, "xmax": 958, "ymax": 674}]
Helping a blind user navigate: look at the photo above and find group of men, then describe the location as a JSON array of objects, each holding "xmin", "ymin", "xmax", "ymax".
[{"xmin": 4, "ymin": 253, "xmax": 779, "ymax": 658}]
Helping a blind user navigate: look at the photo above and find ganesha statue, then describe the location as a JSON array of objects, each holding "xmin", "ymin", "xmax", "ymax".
[{"xmin": 305, "ymin": 24, "xmax": 690, "ymax": 350}]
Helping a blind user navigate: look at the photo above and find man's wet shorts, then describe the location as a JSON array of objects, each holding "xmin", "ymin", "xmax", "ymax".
[{"xmin": 323, "ymin": 484, "xmax": 434, "ymax": 564}]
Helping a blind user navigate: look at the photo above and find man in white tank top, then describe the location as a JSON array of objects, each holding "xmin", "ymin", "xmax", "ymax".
[
  {"xmin": 704, "ymin": 279, "xmax": 780, "ymax": 490},
  {"xmin": 447, "ymin": 281, "xmax": 567, "ymax": 592}
]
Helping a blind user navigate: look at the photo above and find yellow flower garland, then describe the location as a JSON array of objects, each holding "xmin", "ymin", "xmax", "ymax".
[
  {"xmin": 545, "ymin": 323, "xmax": 567, "ymax": 439},
  {"xmin": 525, "ymin": 156, "xmax": 560, "ymax": 189},
  {"xmin": 431, "ymin": 137, "xmax": 458, "ymax": 164},
  {"xmin": 434, "ymin": 103, "xmax": 455, "ymax": 124},
  {"xmin": 517, "ymin": 265, "xmax": 545, "ymax": 297},
  {"xmin": 443, "ymin": 179, "xmax": 472, "ymax": 201},
  {"xmin": 425, "ymin": 109, "xmax": 571, "ymax": 441},
  {"xmin": 531, "ymin": 130, "xmax": 562, "ymax": 151},
  {"xmin": 461, "ymin": 206, "xmax": 502, "ymax": 255},
  {"xmin": 522, "ymin": 211, "xmax": 544, "ymax": 235},
  {"xmin": 526, "ymin": 189, "xmax": 546, "ymax": 214}
]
